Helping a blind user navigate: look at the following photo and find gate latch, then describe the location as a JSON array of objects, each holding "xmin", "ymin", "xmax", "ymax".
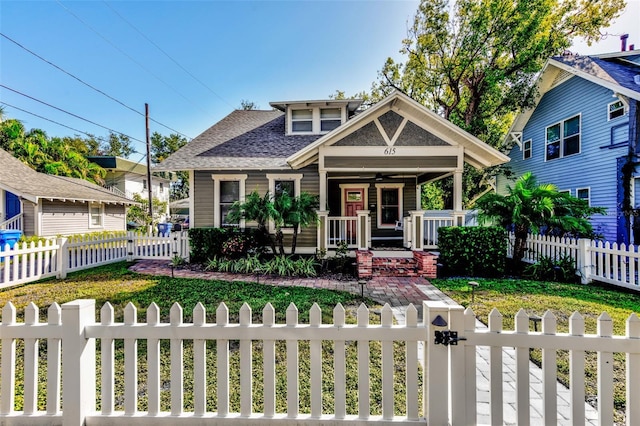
[{"xmin": 434, "ymin": 330, "xmax": 467, "ymax": 346}]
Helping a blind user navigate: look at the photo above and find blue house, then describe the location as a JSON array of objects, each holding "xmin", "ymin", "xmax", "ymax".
[{"xmin": 498, "ymin": 48, "xmax": 640, "ymax": 244}]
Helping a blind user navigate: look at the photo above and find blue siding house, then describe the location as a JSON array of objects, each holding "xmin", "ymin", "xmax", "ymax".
[{"xmin": 498, "ymin": 49, "xmax": 640, "ymax": 244}]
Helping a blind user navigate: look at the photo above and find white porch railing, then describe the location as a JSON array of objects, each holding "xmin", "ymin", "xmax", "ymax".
[
  {"xmin": 326, "ymin": 216, "xmax": 359, "ymax": 248},
  {"xmin": 0, "ymin": 213, "xmax": 22, "ymax": 231},
  {"xmin": 0, "ymin": 300, "xmax": 424, "ymax": 425},
  {"xmin": 0, "ymin": 231, "xmax": 190, "ymax": 289}
]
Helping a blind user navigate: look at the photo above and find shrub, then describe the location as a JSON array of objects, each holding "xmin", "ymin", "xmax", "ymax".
[
  {"xmin": 523, "ymin": 255, "xmax": 577, "ymax": 282},
  {"xmin": 189, "ymin": 227, "xmax": 264, "ymax": 263},
  {"xmin": 438, "ymin": 226, "xmax": 506, "ymax": 278}
]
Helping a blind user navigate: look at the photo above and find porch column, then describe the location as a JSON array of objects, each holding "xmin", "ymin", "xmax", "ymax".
[
  {"xmin": 410, "ymin": 210, "xmax": 426, "ymax": 251},
  {"xmin": 356, "ymin": 210, "xmax": 370, "ymax": 251},
  {"xmin": 453, "ymin": 169, "xmax": 464, "ymax": 226},
  {"xmin": 319, "ymin": 171, "xmax": 327, "ymax": 211},
  {"xmin": 316, "ymin": 210, "xmax": 328, "ymax": 254}
]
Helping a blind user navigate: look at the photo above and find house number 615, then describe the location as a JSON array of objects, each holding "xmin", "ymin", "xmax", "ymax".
[{"xmin": 384, "ymin": 148, "xmax": 396, "ymax": 155}]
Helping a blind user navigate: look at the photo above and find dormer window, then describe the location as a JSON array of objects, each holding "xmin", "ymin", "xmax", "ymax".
[
  {"xmin": 288, "ymin": 106, "xmax": 345, "ymax": 135},
  {"xmin": 321, "ymin": 108, "xmax": 341, "ymax": 131},
  {"xmin": 291, "ymin": 109, "xmax": 313, "ymax": 132}
]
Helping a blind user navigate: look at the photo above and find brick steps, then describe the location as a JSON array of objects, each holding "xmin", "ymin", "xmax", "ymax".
[{"xmin": 356, "ymin": 250, "xmax": 437, "ymax": 279}]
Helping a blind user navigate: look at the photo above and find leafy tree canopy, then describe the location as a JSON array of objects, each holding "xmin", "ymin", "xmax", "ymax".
[
  {"xmin": 150, "ymin": 131, "xmax": 189, "ymax": 200},
  {"xmin": 341, "ymin": 0, "xmax": 624, "ymax": 207}
]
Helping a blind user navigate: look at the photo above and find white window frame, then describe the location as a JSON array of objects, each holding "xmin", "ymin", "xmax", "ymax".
[
  {"xmin": 558, "ymin": 189, "xmax": 571, "ymax": 196},
  {"xmin": 545, "ymin": 114, "xmax": 581, "ymax": 161},
  {"xmin": 212, "ymin": 174, "xmax": 247, "ymax": 228},
  {"xmin": 608, "ymin": 99, "xmax": 626, "ymax": 121},
  {"xmin": 522, "ymin": 139, "xmax": 532, "ymax": 160},
  {"xmin": 288, "ymin": 106, "xmax": 345, "ymax": 135},
  {"xmin": 267, "ymin": 173, "xmax": 303, "ymax": 234},
  {"xmin": 88, "ymin": 202, "xmax": 104, "ymax": 229},
  {"xmin": 576, "ymin": 187, "xmax": 591, "ymax": 206},
  {"xmin": 375, "ymin": 183, "xmax": 404, "ymax": 229}
]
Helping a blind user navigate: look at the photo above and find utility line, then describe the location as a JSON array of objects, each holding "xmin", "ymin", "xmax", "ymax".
[
  {"xmin": 56, "ymin": 0, "xmax": 219, "ymax": 122},
  {"xmin": 1, "ymin": 101, "xmax": 113, "ymax": 144},
  {"xmin": 0, "ymin": 32, "xmax": 192, "ymax": 140},
  {"xmin": 103, "ymin": 1, "xmax": 235, "ymax": 110},
  {"xmin": 1, "ymin": 84, "xmax": 146, "ymax": 144}
]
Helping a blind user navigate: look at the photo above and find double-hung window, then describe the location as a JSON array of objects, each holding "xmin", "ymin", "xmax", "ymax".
[
  {"xmin": 212, "ymin": 174, "xmax": 247, "ymax": 228},
  {"xmin": 267, "ymin": 174, "xmax": 302, "ymax": 233},
  {"xmin": 577, "ymin": 187, "xmax": 590, "ymax": 206},
  {"xmin": 89, "ymin": 202, "xmax": 103, "ymax": 228},
  {"xmin": 291, "ymin": 109, "xmax": 313, "ymax": 133},
  {"xmin": 375, "ymin": 183, "xmax": 404, "ymax": 228},
  {"xmin": 523, "ymin": 139, "xmax": 532, "ymax": 160},
  {"xmin": 545, "ymin": 115, "xmax": 580, "ymax": 161},
  {"xmin": 320, "ymin": 108, "xmax": 341, "ymax": 132}
]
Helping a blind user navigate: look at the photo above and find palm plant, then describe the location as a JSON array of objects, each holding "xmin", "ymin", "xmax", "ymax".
[
  {"xmin": 476, "ymin": 172, "xmax": 605, "ymax": 265},
  {"xmin": 227, "ymin": 191, "xmax": 278, "ymax": 254},
  {"xmin": 287, "ymin": 192, "xmax": 319, "ymax": 254}
]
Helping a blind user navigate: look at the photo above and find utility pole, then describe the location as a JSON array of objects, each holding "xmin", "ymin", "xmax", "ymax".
[{"xmin": 145, "ymin": 103, "xmax": 153, "ymax": 225}]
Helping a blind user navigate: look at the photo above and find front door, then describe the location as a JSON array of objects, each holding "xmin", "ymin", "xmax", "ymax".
[
  {"xmin": 344, "ymin": 188, "xmax": 364, "ymax": 241},
  {"xmin": 5, "ymin": 192, "xmax": 20, "ymax": 220}
]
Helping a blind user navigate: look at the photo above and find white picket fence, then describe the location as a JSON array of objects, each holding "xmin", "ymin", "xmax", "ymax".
[
  {"xmin": 423, "ymin": 301, "xmax": 640, "ymax": 426},
  {"xmin": 0, "ymin": 231, "xmax": 189, "ymax": 289},
  {"xmin": 1, "ymin": 300, "xmax": 638, "ymax": 425},
  {"xmin": 507, "ymin": 233, "xmax": 640, "ymax": 291}
]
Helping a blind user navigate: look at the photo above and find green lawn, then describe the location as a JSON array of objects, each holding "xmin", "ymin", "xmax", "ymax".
[
  {"xmin": 431, "ymin": 277, "xmax": 640, "ymax": 423},
  {"xmin": 0, "ymin": 262, "xmax": 419, "ymax": 416}
]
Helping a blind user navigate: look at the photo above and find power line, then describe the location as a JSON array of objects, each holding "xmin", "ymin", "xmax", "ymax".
[
  {"xmin": 0, "ymin": 32, "xmax": 193, "ymax": 139},
  {"xmin": 56, "ymin": 0, "xmax": 220, "ymax": 122},
  {"xmin": 1, "ymin": 101, "xmax": 107, "ymax": 140},
  {"xmin": 1, "ymin": 84, "xmax": 146, "ymax": 144},
  {"xmin": 103, "ymin": 1, "xmax": 235, "ymax": 110}
]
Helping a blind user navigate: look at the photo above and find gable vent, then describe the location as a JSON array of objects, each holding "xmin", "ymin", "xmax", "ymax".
[{"xmin": 550, "ymin": 70, "xmax": 573, "ymax": 88}]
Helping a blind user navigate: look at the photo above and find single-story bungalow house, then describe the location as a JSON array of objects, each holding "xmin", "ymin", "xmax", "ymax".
[
  {"xmin": 156, "ymin": 90, "xmax": 509, "ymax": 264},
  {"xmin": 0, "ymin": 148, "xmax": 136, "ymax": 236}
]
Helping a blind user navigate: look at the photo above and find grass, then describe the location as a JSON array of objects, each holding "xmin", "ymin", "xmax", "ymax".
[
  {"xmin": 431, "ymin": 277, "xmax": 640, "ymax": 424},
  {"xmin": 0, "ymin": 261, "xmax": 421, "ymax": 416}
]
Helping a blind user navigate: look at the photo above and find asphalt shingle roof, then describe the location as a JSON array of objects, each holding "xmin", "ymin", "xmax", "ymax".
[
  {"xmin": 552, "ymin": 54, "xmax": 640, "ymax": 96},
  {"xmin": 0, "ymin": 148, "xmax": 135, "ymax": 204},
  {"xmin": 155, "ymin": 110, "xmax": 322, "ymax": 171}
]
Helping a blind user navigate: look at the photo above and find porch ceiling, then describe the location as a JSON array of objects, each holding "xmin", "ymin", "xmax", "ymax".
[{"xmin": 324, "ymin": 156, "xmax": 457, "ymax": 169}]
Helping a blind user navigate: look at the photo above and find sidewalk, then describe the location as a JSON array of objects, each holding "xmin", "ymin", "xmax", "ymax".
[{"xmin": 130, "ymin": 260, "xmax": 598, "ymax": 425}]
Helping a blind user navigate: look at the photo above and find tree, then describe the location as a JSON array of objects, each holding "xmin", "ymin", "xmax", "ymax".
[
  {"xmin": 373, "ymin": 0, "xmax": 624, "ymax": 204},
  {"xmin": 287, "ymin": 192, "xmax": 319, "ymax": 254},
  {"xmin": 150, "ymin": 132, "xmax": 189, "ymax": 200},
  {"xmin": 103, "ymin": 132, "xmax": 135, "ymax": 158},
  {"xmin": 239, "ymin": 100, "xmax": 259, "ymax": 110},
  {"xmin": 227, "ymin": 191, "xmax": 278, "ymax": 254},
  {"xmin": 127, "ymin": 193, "xmax": 168, "ymax": 228},
  {"xmin": 475, "ymin": 172, "xmax": 605, "ymax": 267}
]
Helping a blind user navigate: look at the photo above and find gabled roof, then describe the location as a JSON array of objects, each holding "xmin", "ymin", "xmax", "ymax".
[
  {"xmin": 0, "ymin": 149, "xmax": 136, "ymax": 205},
  {"xmin": 287, "ymin": 90, "xmax": 510, "ymax": 169},
  {"xmin": 154, "ymin": 110, "xmax": 322, "ymax": 171},
  {"xmin": 508, "ymin": 49, "xmax": 640, "ymax": 135}
]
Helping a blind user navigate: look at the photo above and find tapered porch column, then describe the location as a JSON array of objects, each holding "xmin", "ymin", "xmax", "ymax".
[
  {"xmin": 453, "ymin": 169, "xmax": 464, "ymax": 226},
  {"xmin": 316, "ymin": 210, "xmax": 328, "ymax": 254},
  {"xmin": 410, "ymin": 210, "xmax": 426, "ymax": 251},
  {"xmin": 356, "ymin": 210, "xmax": 371, "ymax": 251},
  {"xmin": 319, "ymin": 171, "xmax": 327, "ymax": 211}
]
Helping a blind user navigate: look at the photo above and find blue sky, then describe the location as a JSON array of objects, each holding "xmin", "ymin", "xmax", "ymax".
[{"xmin": 1, "ymin": 0, "xmax": 638, "ymax": 161}]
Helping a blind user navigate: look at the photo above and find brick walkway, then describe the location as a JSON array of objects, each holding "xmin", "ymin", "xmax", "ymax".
[
  {"xmin": 129, "ymin": 259, "xmax": 598, "ymax": 425},
  {"xmin": 129, "ymin": 260, "xmax": 451, "ymax": 316}
]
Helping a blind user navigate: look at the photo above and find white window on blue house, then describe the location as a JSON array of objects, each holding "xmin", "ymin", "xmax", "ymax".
[
  {"xmin": 577, "ymin": 187, "xmax": 590, "ymax": 206},
  {"xmin": 545, "ymin": 115, "xmax": 580, "ymax": 161},
  {"xmin": 608, "ymin": 100, "xmax": 626, "ymax": 120},
  {"xmin": 559, "ymin": 189, "xmax": 571, "ymax": 196},
  {"xmin": 523, "ymin": 139, "xmax": 532, "ymax": 159}
]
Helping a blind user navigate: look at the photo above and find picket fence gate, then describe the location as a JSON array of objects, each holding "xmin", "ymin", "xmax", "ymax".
[
  {"xmin": 1, "ymin": 300, "xmax": 639, "ymax": 425},
  {"xmin": 0, "ymin": 231, "xmax": 189, "ymax": 289}
]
